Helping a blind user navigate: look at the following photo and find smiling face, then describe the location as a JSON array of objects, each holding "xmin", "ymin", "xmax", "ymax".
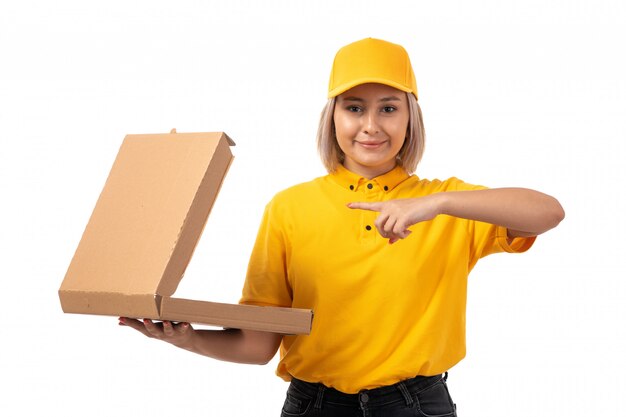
[{"xmin": 333, "ymin": 83, "xmax": 410, "ymax": 179}]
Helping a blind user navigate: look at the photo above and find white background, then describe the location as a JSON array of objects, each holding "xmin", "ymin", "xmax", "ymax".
[{"xmin": 1, "ymin": 1, "xmax": 624, "ymax": 416}]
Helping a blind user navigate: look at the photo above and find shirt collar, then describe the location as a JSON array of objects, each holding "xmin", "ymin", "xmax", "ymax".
[{"xmin": 330, "ymin": 164, "xmax": 410, "ymax": 192}]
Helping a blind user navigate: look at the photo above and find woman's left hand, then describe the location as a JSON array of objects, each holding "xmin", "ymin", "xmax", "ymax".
[
  {"xmin": 349, "ymin": 188, "xmax": 565, "ymax": 243},
  {"xmin": 347, "ymin": 195, "xmax": 442, "ymax": 244}
]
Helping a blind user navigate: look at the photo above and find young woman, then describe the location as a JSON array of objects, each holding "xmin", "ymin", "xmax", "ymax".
[{"xmin": 120, "ymin": 38, "xmax": 564, "ymax": 416}]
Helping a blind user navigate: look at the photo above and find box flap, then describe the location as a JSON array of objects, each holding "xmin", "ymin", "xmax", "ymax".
[
  {"xmin": 60, "ymin": 131, "xmax": 233, "ymax": 298},
  {"xmin": 157, "ymin": 132, "xmax": 234, "ymax": 296},
  {"xmin": 160, "ymin": 297, "xmax": 313, "ymax": 335}
]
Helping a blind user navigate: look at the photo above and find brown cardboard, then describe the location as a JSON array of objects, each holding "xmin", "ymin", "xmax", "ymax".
[{"xmin": 59, "ymin": 130, "xmax": 312, "ymax": 334}]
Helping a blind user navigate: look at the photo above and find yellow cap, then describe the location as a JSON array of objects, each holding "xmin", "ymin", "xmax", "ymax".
[{"xmin": 328, "ymin": 38, "xmax": 418, "ymax": 99}]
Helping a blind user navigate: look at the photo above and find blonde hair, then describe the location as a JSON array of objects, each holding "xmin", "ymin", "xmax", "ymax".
[{"xmin": 316, "ymin": 93, "xmax": 425, "ymax": 174}]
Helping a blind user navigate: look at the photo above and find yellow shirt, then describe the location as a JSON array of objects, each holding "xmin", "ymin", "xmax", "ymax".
[{"xmin": 240, "ymin": 165, "xmax": 535, "ymax": 394}]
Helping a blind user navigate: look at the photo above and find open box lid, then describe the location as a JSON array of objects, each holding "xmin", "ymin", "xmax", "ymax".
[{"xmin": 59, "ymin": 130, "xmax": 312, "ymax": 334}]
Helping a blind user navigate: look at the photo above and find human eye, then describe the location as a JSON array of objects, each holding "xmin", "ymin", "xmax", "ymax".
[
  {"xmin": 381, "ymin": 106, "xmax": 396, "ymax": 113},
  {"xmin": 346, "ymin": 105, "xmax": 363, "ymax": 113}
]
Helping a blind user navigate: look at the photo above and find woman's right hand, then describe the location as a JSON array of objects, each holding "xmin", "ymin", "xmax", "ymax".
[
  {"xmin": 118, "ymin": 317, "xmax": 282, "ymax": 364},
  {"xmin": 118, "ymin": 317, "xmax": 194, "ymax": 349}
]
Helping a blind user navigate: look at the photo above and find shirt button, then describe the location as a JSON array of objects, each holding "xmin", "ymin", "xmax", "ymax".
[
  {"xmin": 367, "ymin": 183, "xmax": 373, "ymax": 189},
  {"xmin": 360, "ymin": 392, "xmax": 369, "ymax": 403},
  {"xmin": 384, "ymin": 185, "xmax": 389, "ymax": 191},
  {"xmin": 349, "ymin": 185, "xmax": 354, "ymax": 190},
  {"xmin": 365, "ymin": 225, "xmax": 372, "ymax": 231}
]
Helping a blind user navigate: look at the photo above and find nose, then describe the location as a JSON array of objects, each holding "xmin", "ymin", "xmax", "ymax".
[{"xmin": 363, "ymin": 109, "xmax": 380, "ymax": 135}]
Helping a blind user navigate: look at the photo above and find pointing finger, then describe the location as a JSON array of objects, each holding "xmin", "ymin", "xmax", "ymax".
[{"xmin": 347, "ymin": 202, "xmax": 383, "ymax": 212}]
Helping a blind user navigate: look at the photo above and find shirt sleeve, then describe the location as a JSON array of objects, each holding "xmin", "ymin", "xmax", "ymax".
[
  {"xmin": 239, "ymin": 198, "xmax": 293, "ymax": 308},
  {"xmin": 444, "ymin": 178, "xmax": 536, "ymax": 267},
  {"xmin": 469, "ymin": 221, "xmax": 536, "ymax": 260}
]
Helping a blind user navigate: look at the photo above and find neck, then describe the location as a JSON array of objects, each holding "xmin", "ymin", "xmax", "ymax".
[{"xmin": 342, "ymin": 161, "xmax": 398, "ymax": 179}]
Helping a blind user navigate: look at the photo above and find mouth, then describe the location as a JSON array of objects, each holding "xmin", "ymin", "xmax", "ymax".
[{"xmin": 355, "ymin": 140, "xmax": 388, "ymax": 149}]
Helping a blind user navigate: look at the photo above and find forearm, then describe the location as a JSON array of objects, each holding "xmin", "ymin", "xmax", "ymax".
[
  {"xmin": 176, "ymin": 328, "xmax": 280, "ymax": 365},
  {"xmin": 438, "ymin": 187, "xmax": 565, "ymax": 236}
]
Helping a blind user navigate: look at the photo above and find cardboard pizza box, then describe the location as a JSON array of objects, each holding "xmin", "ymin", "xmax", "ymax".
[{"xmin": 59, "ymin": 130, "xmax": 312, "ymax": 335}]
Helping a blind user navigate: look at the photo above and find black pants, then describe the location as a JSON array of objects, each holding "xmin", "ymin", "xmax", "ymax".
[{"xmin": 281, "ymin": 373, "xmax": 457, "ymax": 417}]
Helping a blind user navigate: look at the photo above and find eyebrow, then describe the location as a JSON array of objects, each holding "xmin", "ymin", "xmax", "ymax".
[{"xmin": 341, "ymin": 96, "xmax": 402, "ymax": 103}]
